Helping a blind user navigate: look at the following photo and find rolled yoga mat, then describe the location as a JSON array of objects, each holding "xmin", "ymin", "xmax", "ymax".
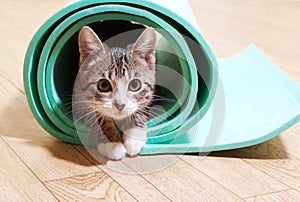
[{"xmin": 24, "ymin": 0, "xmax": 300, "ymax": 155}]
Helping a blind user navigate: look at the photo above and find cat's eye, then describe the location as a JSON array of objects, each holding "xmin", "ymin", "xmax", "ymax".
[
  {"xmin": 129, "ymin": 79, "xmax": 142, "ymax": 92},
  {"xmin": 97, "ymin": 79, "xmax": 112, "ymax": 92}
]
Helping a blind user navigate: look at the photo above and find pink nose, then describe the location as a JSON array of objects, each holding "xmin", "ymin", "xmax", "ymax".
[{"xmin": 114, "ymin": 103, "xmax": 125, "ymax": 111}]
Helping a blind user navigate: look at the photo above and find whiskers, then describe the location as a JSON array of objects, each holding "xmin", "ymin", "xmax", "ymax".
[
  {"xmin": 127, "ymin": 94, "xmax": 177, "ymax": 125},
  {"xmin": 60, "ymin": 92, "xmax": 175, "ymax": 132},
  {"xmin": 151, "ymin": 95, "xmax": 179, "ymax": 104},
  {"xmin": 72, "ymin": 105, "xmax": 104, "ymax": 140},
  {"xmin": 130, "ymin": 104, "xmax": 167, "ymax": 126}
]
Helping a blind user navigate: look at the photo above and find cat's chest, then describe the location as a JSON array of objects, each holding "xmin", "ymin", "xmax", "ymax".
[{"xmin": 114, "ymin": 118, "xmax": 134, "ymax": 130}]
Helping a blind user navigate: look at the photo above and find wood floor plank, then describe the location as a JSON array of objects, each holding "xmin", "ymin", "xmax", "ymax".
[
  {"xmin": 189, "ymin": 0, "xmax": 300, "ymax": 83},
  {"xmin": 0, "ymin": 0, "xmax": 299, "ymax": 200},
  {"xmin": 268, "ymin": 122, "xmax": 300, "ymax": 160},
  {"xmin": 3, "ymin": 137, "xmax": 101, "ymax": 181},
  {"xmin": 45, "ymin": 172, "xmax": 136, "ymax": 202},
  {"xmin": 122, "ymin": 156, "xmax": 243, "ymax": 202},
  {"xmin": 181, "ymin": 152, "xmax": 288, "ymax": 198},
  {"xmin": 229, "ymin": 143, "xmax": 300, "ymax": 192},
  {"xmin": 0, "ymin": 78, "xmax": 101, "ymax": 181},
  {"xmin": 75, "ymin": 145, "xmax": 171, "ymax": 201},
  {"xmin": 244, "ymin": 189, "xmax": 300, "ymax": 202},
  {"xmin": 0, "ymin": 138, "xmax": 56, "ymax": 201},
  {"xmin": 0, "ymin": 77, "xmax": 52, "ymax": 141},
  {"xmin": 0, "ymin": 0, "xmax": 67, "ymax": 91}
]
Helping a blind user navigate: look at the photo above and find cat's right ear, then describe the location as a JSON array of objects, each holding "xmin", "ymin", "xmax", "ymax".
[
  {"xmin": 78, "ymin": 26, "xmax": 106, "ymax": 66},
  {"xmin": 132, "ymin": 27, "xmax": 157, "ymax": 67}
]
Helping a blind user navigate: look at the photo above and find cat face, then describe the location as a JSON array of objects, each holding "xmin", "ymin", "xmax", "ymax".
[{"xmin": 77, "ymin": 26, "xmax": 156, "ymax": 120}]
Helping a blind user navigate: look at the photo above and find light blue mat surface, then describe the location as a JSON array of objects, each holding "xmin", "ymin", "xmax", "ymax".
[{"xmin": 141, "ymin": 45, "xmax": 300, "ymax": 154}]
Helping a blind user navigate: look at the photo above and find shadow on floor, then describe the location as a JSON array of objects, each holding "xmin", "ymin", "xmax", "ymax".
[
  {"xmin": 1, "ymin": 93, "xmax": 110, "ymax": 166},
  {"xmin": 26, "ymin": 139, "xmax": 108, "ymax": 167},
  {"xmin": 0, "ymin": 92, "xmax": 49, "ymax": 140},
  {"xmin": 186, "ymin": 137, "xmax": 288, "ymax": 160}
]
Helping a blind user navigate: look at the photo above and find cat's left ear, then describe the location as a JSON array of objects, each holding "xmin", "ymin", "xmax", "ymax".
[
  {"xmin": 78, "ymin": 26, "xmax": 107, "ymax": 66},
  {"xmin": 132, "ymin": 27, "xmax": 157, "ymax": 66}
]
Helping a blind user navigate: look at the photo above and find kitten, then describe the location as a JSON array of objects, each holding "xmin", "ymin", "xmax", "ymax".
[{"xmin": 75, "ymin": 26, "xmax": 156, "ymax": 160}]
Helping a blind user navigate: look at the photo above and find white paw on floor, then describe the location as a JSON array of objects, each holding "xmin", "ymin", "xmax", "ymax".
[
  {"xmin": 123, "ymin": 128, "xmax": 147, "ymax": 157},
  {"xmin": 97, "ymin": 142, "xmax": 126, "ymax": 160},
  {"xmin": 123, "ymin": 136, "xmax": 146, "ymax": 157}
]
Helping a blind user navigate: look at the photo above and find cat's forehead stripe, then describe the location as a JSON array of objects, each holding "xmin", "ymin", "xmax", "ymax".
[
  {"xmin": 110, "ymin": 51, "xmax": 115, "ymax": 64},
  {"xmin": 134, "ymin": 72, "xmax": 140, "ymax": 77},
  {"xmin": 108, "ymin": 48, "xmax": 132, "ymax": 79},
  {"xmin": 124, "ymin": 54, "xmax": 128, "ymax": 63}
]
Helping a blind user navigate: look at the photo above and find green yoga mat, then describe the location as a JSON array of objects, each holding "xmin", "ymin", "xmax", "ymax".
[{"xmin": 24, "ymin": 0, "xmax": 300, "ymax": 155}]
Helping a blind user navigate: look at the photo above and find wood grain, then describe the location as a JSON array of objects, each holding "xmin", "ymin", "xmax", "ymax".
[
  {"xmin": 0, "ymin": 0, "xmax": 300, "ymax": 200},
  {"xmin": 0, "ymin": 0, "xmax": 67, "ymax": 90},
  {"xmin": 268, "ymin": 122, "xmax": 300, "ymax": 160},
  {"xmin": 0, "ymin": 77, "xmax": 50, "ymax": 141},
  {"xmin": 45, "ymin": 172, "xmax": 136, "ymax": 201},
  {"xmin": 4, "ymin": 137, "xmax": 101, "ymax": 181},
  {"xmin": 76, "ymin": 146, "xmax": 241, "ymax": 201},
  {"xmin": 244, "ymin": 189, "xmax": 300, "ymax": 202},
  {"xmin": 189, "ymin": 0, "xmax": 300, "ymax": 83},
  {"xmin": 181, "ymin": 152, "xmax": 288, "ymax": 198},
  {"xmin": 0, "ymin": 77, "xmax": 101, "ymax": 181},
  {"xmin": 229, "ymin": 143, "xmax": 300, "ymax": 192},
  {"xmin": 75, "ymin": 145, "xmax": 171, "ymax": 201},
  {"xmin": 123, "ymin": 157, "xmax": 243, "ymax": 201},
  {"xmin": 0, "ymin": 138, "xmax": 55, "ymax": 201}
]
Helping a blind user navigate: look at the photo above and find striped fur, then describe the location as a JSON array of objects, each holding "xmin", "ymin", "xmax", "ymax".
[{"xmin": 73, "ymin": 26, "xmax": 156, "ymax": 159}]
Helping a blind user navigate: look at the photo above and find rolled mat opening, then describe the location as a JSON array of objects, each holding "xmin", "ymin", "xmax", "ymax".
[
  {"xmin": 24, "ymin": 0, "xmax": 216, "ymax": 147},
  {"xmin": 24, "ymin": 0, "xmax": 300, "ymax": 154}
]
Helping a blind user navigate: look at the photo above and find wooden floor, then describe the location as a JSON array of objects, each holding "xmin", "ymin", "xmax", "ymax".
[{"xmin": 0, "ymin": 0, "xmax": 300, "ymax": 201}]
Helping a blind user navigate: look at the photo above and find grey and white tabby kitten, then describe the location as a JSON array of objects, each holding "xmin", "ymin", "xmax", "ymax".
[{"xmin": 75, "ymin": 26, "xmax": 156, "ymax": 160}]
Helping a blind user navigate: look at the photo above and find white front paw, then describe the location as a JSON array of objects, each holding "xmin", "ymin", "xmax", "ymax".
[
  {"xmin": 123, "ymin": 128, "xmax": 147, "ymax": 157},
  {"xmin": 97, "ymin": 142, "xmax": 126, "ymax": 160},
  {"xmin": 123, "ymin": 136, "xmax": 146, "ymax": 156}
]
